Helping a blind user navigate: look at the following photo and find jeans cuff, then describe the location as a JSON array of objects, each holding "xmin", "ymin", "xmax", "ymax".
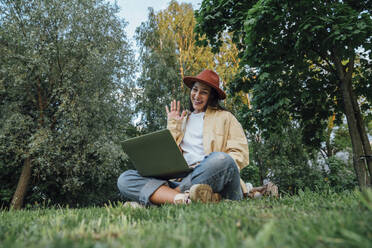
[
  {"xmin": 139, "ymin": 179, "xmax": 168, "ymax": 206},
  {"xmin": 178, "ymin": 175, "xmax": 192, "ymax": 192}
]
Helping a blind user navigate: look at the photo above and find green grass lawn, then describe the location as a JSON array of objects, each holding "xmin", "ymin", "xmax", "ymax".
[{"xmin": 1, "ymin": 190, "xmax": 371, "ymax": 248}]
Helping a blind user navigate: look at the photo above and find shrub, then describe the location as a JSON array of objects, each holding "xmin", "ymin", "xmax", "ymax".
[
  {"xmin": 0, "ymin": 0, "xmax": 136, "ymax": 208},
  {"xmin": 247, "ymin": 126, "xmax": 329, "ymax": 193},
  {"xmin": 325, "ymin": 156, "xmax": 358, "ymax": 192},
  {"xmin": 240, "ymin": 163, "xmax": 261, "ymax": 187}
]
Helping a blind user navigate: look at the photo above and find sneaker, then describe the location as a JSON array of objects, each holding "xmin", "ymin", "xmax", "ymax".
[
  {"xmin": 212, "ymin": 193, "xmax": 222, "ymax": 203},
  {"xmin": 248, "ymin": 182, "xmax": 279, "ymax": 198},
  {"xmin": 264, "ymin": 182, "xmax": 279, "ymax": 197},
  {"xmin": 173, "ymin": 192, "xmax": 192, "ymax": 204},
  {"xmin": 123, "ymin": 201, "xmax": 144, "ymax": 209},
  {"xmin": 189, "ymin": 184, "xmax": 221, "ymax": 203},
  {"xmin": 248, "ymin": 186, "xmax": 265, "ymax": 198}
]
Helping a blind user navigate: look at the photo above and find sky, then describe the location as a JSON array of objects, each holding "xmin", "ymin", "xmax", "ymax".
[{"xmin": 108, "ymin": 0, "xmax": 203, "ymax": 41}]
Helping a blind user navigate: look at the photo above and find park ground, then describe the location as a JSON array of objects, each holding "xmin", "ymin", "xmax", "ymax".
[{"xmin": 1, "ymin": 190, "xmax": 371, "ymax": 248}]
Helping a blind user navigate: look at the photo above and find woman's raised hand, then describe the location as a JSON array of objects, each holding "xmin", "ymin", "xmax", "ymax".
[{"xmin": 165, "ymin": 100, "xmax": 186, "ymax": 120}]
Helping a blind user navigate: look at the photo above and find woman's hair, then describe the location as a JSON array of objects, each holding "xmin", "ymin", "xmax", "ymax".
[{"xmin": 188, "ymin": 84, "xmax": 227, "ymax": 112}]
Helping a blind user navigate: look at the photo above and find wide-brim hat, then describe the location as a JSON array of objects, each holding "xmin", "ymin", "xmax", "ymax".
[{"xmin": 183, "ymin": 69, "xmax": 226, "ymax": 99}]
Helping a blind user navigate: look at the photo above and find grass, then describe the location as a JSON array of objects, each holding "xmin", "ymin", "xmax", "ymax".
[{"xmin": 1, "ymin": 189, "xmax": 371, "ymax": 248}]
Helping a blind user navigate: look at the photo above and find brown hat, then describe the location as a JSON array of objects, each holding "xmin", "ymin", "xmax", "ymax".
[{"xmin": 183, "ymin": 69, "xmax": 226, "ymax": 99}]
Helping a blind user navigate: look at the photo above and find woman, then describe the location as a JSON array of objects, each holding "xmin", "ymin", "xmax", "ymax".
[{"xmin": 117, "ymin": 69, "xmax": 249, "ymax": 206}]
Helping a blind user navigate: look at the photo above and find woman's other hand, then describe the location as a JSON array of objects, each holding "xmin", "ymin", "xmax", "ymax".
[{"xmin": 165, "ymin": 100, "xmax": 186, "ymax": 120}]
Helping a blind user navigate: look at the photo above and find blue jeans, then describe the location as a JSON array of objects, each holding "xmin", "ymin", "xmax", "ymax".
[{"xmin": 117, "ymin": 152, "xmax": 243, "ymax": 205}]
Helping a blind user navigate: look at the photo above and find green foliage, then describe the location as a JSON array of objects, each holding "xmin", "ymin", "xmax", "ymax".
[
  {"xmin": 0, "ymin": 0, "xmax": 136, "ymax": 207},
  {"xmin": 332, "ymin": 124, "xmax": 353, "ymax": 154},
  {"xmin": 195, "ymin": 0, "xmax": 372, "ymax": 148},
  {"xmin": 252, "ymin": 126, "xmax": 328, "ymax": 193},
  {"xmin": 0, "ymin": 191, "xmax": 371, "ymax": 247},
  {"xmin": 240, "ymin": 163, "xmax": 261, "ymax": 187},
  {"xmin": 135, "ymin": 5, "xmax": 188, "ymax": 132},
  {"xmin": 358, "ymin": 188, "xmax": 372, "ymax": 212},
  {"xmin": 135, "ymin": 1, "xmax": 242, "ymax": 132},
  {"xmin": 195, "ymin": 0, "xmax": 372, "ymax": 188},
  {"xmin": 240, "ymin": 124, "xmax": 358, "ymax": 193},
  {"xmin": 326, "ymin": 156, "xmax": 358, "ymax": 192}
]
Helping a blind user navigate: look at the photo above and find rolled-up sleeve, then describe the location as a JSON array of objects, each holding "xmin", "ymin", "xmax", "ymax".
[
  {"xmin": 225, "ymin": 113, "xmax": 249, "ymax": 170},
  {"xmin": 167, "ymin": 118, "xmax": 183, "ymax": 142}
]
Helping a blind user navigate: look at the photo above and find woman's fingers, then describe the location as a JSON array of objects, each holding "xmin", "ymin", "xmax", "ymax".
[
  {"xmin": 170, "ymin": 100, "xmax": 179, "ymax": 113},
  {"xmin": 172, "ymin": 99, "xmax": 176, "ymax": 112},
  {"xmin": 180, "ymin": 110, "xmax": 187, "ymax": 119},
  {"xmin": 167, "ymin": 100, "xmax": 185, "ymax": 119}
]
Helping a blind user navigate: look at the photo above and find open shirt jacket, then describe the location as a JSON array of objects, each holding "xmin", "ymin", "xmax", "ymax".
[{"xmin": 167, "ymin": 106, "xmax": 250, "ymax": 195}]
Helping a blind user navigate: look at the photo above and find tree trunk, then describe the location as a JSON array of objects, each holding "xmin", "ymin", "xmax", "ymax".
[
  {"xmin": 37, "ymin": 77, "xmax": 44, "ymax": 127},
  {"xmin": 349, "ymin": 87, "xmax": 372, "ymax": 184},
  {"xmin": 334, "ymin": 53, "xmax": 370, "ymax": 188},
  {"xmin": 245, "ymin": 93, "xmax": 252, "ymax": 110},
  {"xmin": 10, "ymin": 157, "xmax": 31, "ymax": 210},
  {"xmin": 254, "ymin": 134, "xmax": 265, "ymax": 185},
  {"xmin": 10, "ymin": 76, "xmax": 46, "ymax": 210},
  {"xmin": 340, "ymin": 78, "xmax": 368, "ymax": 187},
  {"xmin": 178, "ymin": 46, "xmax": 184, "ymax": 90},
  {"xmin": 326, "ymin": 114, "xmax": 335, "ymax": 157}
]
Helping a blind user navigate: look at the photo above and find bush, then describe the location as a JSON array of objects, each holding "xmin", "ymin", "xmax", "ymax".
[
  {"xmin": 247, "ymin": 126, "xmax": 330, "ymax": 193},
  {"xmin": 244, "ymin": 126, "xmax": 359, "ymax": 194},
  {"xmin": 240, "ymin": 163, "xmax": 261, "ymax": 187},
  {"xmin": 325, "ymin": 156, "xmax": 358, "ymax": 192},
  {"xmin": 0, "ymin": 0, "xmax": 136, "ymax": 208}
]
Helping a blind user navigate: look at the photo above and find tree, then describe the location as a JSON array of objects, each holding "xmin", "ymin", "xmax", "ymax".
[
  {"xmin": 135, "ymin": 0, "xmax": 240, "ymax": 132},
  {"xmin": 195, "ymin": 0, "xmax": 372, "ymax": 187},
  {"xmin": 0, "ymin": 0, "xmax": 136, "ymax": 208},
  {"xmin": 135, "ymin": 6, "xmax": 186, "ymax": 132},
  {"xmin": 156, "ymin": 1, "xmax": 215, "ymax": 88}
]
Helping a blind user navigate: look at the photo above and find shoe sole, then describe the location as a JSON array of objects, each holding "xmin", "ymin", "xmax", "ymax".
[{"xmin": 190, "ymin": 184, "xmax": 220, "ymax": 203}]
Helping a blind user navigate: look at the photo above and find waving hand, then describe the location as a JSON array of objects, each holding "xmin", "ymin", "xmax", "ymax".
[{"xmin": 165, "ymin": 100, "xmax": 186, "ymax": 121}]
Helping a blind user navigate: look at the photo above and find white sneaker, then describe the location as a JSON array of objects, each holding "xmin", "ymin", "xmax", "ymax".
[
  {"xmin": 246, "ymin": 183, "xmax": 253, "ymax": 193},
  {"xmin": 173, "ymin": 192, "xmax": 192, "ymax": 204}
]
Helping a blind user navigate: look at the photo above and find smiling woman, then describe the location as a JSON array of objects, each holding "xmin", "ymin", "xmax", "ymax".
[
  {"xmin": 189, "ymin": 82, "xmax": 211, "ymax": 113},
  {"xmin": 183, "ymin": 69, "xmax": 227, "ymax": 113},
  {"xmin": 117, "ymin": 69, "xmax": 250, "ymax": 206}
]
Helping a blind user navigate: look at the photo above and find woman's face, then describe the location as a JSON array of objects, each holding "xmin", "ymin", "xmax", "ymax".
[{"xmin": 190, "ymin": 82, "xmax": 211, "ymax": 113}]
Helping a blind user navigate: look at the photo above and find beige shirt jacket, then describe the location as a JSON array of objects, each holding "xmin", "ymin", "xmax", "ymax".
[{"xmin": 167, "ymin": 106, "xmax": 250, "ymax": 195}]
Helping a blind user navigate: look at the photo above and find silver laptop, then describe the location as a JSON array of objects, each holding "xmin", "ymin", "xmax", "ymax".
[{"xmin": 122, "ymin": 129, "xmax": 193, "ymax": 179}]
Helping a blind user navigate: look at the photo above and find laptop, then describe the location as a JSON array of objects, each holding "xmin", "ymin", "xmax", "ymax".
[{"xmin": 121, "ymin": 129, "xmax": 193, "ymax": 179}]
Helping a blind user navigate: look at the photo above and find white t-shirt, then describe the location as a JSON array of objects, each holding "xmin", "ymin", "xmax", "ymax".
[{"xmin": 180, "ymin": 112, "xmax": 206, "ymax": 165}]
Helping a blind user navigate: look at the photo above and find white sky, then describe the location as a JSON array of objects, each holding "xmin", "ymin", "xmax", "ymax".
[{"xmin": 108, "ymin": 0, "xmax": 203, "ymax": 41}]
